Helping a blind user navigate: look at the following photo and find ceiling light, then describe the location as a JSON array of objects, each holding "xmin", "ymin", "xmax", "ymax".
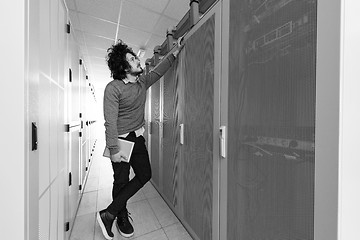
[{"xmin": 137, "ymin": 48, "xmax": 146, "ymax": 58}]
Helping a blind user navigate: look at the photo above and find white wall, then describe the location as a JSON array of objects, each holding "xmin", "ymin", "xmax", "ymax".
[
  {"xmin": 0, "ymin": 0, "xmax": 25, "ymax": 239},
  {"xmin": 338, "ymin": 0, "xmax": 360, "ymax": 239}
]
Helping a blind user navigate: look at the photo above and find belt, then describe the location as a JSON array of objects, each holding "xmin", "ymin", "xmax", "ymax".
[{"xmin": 119, "ymin": 126, "xmax": 145, "ymax": 138}]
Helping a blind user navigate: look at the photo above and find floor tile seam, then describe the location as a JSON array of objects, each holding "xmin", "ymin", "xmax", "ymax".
[
  {"xmin": 132, "ymin": 228, "xmax": 169, "ymax": 240},
  {"xmin": 93, "ymin": 189, "xmax": 100, "ymax": 240},
  {"xmin": 69, "ymin": 211, "xmax": 97, "ymax": 240},
  {"xmin": 83, "ymin": 188, "xmax": 100, "ymax": 194},
  {"xmin": 128, "ymin": 196, "xmax": 147, "ymax": 205},
  {"xmin": 145, "ymin": 198, "xmax": 163, "ymax": 228},
  {"xmin": 127, "ymin": 198, "xmax": 148, "ymax": 208},
  {"xmin": 162, "ymin": 221, "xmax": 193, "ymax": 240},
  {"xmin": 145, "ymin": 191, "xmax": 182, "ymax": 227}
]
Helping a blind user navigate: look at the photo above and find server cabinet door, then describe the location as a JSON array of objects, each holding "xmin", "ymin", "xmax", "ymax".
[
  {"xmin": 225, "ymin": 1, "xmax": 317, "ymax": 239},
  {"xmin": 150, "ymin": 80, "xmax": 161, "ymax": 187},
  {"xmin": 178, "ymin": 4, "xmax": 222, "ymax": 239}
]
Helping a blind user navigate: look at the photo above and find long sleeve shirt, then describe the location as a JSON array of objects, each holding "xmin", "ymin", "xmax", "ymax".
[{"xmin": 103, "ymin": 54, "xmax": 175, "ymax": 155}]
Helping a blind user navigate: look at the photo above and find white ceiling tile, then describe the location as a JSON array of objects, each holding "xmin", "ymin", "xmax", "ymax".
[
  {"xmin": 142, "ymin": 50, "xmax": 154, "ymax": 61},
  {"xmin": 79, "ymin": 0, "xmax": 121, "ymax": 8},
  {"xmin": 116, "ymin": 26, "xmax": 152, "ymax": 48},
  {"xmin": 146, "ymin": 34, "xmax": 166, "ymax": 51},
  {"xmin": 163, "ymin": 0, "xmax": 189, "ymax": 20},
  {"xmin": 87, "ymin": 47, "xmax": 110, "ymax": 59},
  {"xmin": 90, "ymin": 57, "xmax": 108, "ymax": 66},
  {"xmin": 152, "ymin": 15, "xmax": 179, "ymax": 37},
  {"xmin": 65, "ymin": 0, "xmax": 76, "ymax": 10},
  {"xmin": 82, "ymin": 33, "xmax": 114, "ymax": 50},
  {"xmin": 125, "ymin": 0, "xmax": 169, "ymax": 14},
  {"xmin": 120, "ymin": 1, "xmax": 161, "ymax": 33},
  {"xmin": 75, "ymin": 0, "xmax": 120, "ymax": 23},
  {"xmin": 78, "ymin": 12, "xmax": 117, "ymax": 39}
]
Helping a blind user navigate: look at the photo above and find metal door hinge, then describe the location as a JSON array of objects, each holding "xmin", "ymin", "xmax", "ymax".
[
  {"xmin": 65, "ymin": 222, "xmax": 70, "ymax": 232},
  {"xmin": 69, "ymin": 172, "xmax": 72, "ymax": 186},
  {"xmin": 180, "ymin": 124, "xmax": 184, "ymax": 145},
  {"xmin": 66, "ymin": 23, "xmax": 70, "ymax": 34},
  {"xmin": 69, "ymin": 68, "xmax": 72, "ymax": 82},
  {"xmin": 220, "ymin": 126, "xmax": 227, "ymax": 158},
  {"xmin": 32, "ymin": 122, "xmax": 38, "ymax": 151}
]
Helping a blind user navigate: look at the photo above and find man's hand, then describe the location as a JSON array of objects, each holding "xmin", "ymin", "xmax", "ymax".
[
  {"xmin": 110, "ymin": 150, "xmax": 128, "ymax": 163},
  {"xmin": 172, "ymin": 36, "xmax": 185, "ymax": 58}
]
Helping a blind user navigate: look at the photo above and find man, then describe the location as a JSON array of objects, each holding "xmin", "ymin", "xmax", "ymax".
[{"xmin": 97, "ymin": 36, "xmax": 182, "ymax": 240}]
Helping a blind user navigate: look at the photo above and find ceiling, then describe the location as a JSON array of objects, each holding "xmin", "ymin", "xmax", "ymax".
[{"xmin": 64, "ymin": 0, "xmax": 190, "ymax": 92}]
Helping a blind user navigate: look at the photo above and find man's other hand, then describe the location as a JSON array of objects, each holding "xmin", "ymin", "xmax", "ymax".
[{"xmin": 110, "ymin": 151, "xmax": 128, "ymax": 163}]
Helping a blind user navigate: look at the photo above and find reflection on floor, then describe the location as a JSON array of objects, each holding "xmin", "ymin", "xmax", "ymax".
[{"xmin": 70, "ymin": 139, "xmax": 193, "ymax": 240}]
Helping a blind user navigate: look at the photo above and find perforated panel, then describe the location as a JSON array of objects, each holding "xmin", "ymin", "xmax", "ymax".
[
  {"xmin": 162, "ymin": 61, "xmax": 179, "ymax": 206},
  {"xmin": 227, "ymin": 0, "xmax": 317, "ymax": 239},
  {"xmin": 181, "ymin": 14, "xmax": 215, "ymax": 240},
  {"xmin": 150, "ymin": 80, "xmax": 161, "ymax": 187}
]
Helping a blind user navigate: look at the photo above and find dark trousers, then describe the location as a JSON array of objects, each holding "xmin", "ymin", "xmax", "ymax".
[{"xmin": 106, "ymin": 131, "xmax": 152, "ymax": 217}]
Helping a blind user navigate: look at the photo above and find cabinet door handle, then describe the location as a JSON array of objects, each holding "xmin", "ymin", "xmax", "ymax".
[
  {"xmin": 220, "ymin": 126, "xmax": 226, "ymax": 158},
  {"xmin": 180, "ymin": 124, "xmax": 184, "ymax": 145},
  {"xmin": 32, "ymin": 122, "xmax": 38, "ymax": 151}
]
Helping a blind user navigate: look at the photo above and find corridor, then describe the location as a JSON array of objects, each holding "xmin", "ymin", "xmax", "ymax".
[
  {"xmin": 2, "ymin": 0, "xmax": 360, "ymax": 239},
  {"xmin": 69, "ymin": 137, "xmax": 193, "ymax": 240}
]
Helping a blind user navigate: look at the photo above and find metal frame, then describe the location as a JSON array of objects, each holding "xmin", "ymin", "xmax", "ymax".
[
  {"xmin": 315, "ymin": 0, "xmax": 342, "ymax": 239},
  {"xmin": 219, "ymin": 0, "xmax": 229, "ymax": 239},
  {"xmin": 153, "ymin": 2, "xmax": 223, "ymax": 239}
]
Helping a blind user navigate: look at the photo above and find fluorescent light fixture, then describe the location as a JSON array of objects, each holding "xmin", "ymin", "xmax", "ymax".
[{"xmin": 137, "ymin": 48, "xmax": 146, "ymax": 58}]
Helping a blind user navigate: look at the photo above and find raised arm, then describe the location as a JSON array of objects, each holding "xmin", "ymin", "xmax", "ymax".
[
  {"xmin": 141, "ymin": 54, "xmax": 176, "ymax": 89},
  {"xmin": 141, "ymin": 35, "xmax": 184, "ymax": 89}
]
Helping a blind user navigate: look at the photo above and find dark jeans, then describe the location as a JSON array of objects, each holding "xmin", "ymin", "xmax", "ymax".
[{"xmin": 106, "ymin": 131, "xmax": 152, "ymax": 217}]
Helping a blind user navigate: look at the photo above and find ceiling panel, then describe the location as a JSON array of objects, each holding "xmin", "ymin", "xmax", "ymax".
[
  {"xmin": 125, "ymin": 0, "xmax": 170, "ymax": 14},
  {"xmin": 78, "ymin": 12, "xmax": 117, "ymax": 39},
  {"xmin": 163, "ymin": 0, "xmax": 189, "ymax": 20},
  {"xmin": 65, "ymin": 0, "xmax": 196, "ymax": 93},
  {"xmin": 120, "ymin": 1, "xmax": 161, "ymax": 33},
  {"xmin": 152, "ymin": 15, "xmax": 179, "ymax": 37},
  {"xmin": 75, "ymin": 0, "xmax": 120, "ymax": 23},
  {"xmin": 87, "ymin": 47, "xmax": 110, "ymax": 59},
  {"xmin": 81, "ymin": 33, "xmax": 114, "ymax": 50},
  {"xmin": 89, "ymin": 57, "xmax": 108, "ymax": 66},
  {"xmin": 116, "ymin": 25, "xmax": 152, "ymax": 48},
  {"xmin": 82, "ymin": 0, "xmax": 121, "ymax": 9},
  {"xmin": 146, "ymin": 34, "xmax": 167, "ymax": 51}
]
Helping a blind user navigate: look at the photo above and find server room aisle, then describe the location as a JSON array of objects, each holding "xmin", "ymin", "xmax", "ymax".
[{"xmin": 69, "ymin": 137, "xmax": 193, "ymax": 240}]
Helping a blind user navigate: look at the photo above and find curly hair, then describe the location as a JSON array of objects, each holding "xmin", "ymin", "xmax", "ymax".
[{"xmin": 106, "ymin": 40, "xmax": 136, "ymax": 80}]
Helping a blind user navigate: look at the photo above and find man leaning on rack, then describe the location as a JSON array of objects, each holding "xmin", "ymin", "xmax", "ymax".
[{"xmin": 97, "ymin": 27, "xmax": 183, "ymax": 240}]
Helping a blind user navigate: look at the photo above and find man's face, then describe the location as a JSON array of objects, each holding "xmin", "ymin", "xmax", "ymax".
[{"xmin": 126, "ymin": 53, "xmax": 143, "ymax": 76}]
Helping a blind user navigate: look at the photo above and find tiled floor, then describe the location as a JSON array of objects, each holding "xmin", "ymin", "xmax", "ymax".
[{"xmin": 69, "ymin": 138, "xmax": 193, "ymax": 240}]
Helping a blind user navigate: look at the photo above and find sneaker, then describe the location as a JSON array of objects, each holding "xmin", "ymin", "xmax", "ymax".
[
  {"xmin": 97, "ymin": 209, "xmax": 115, "ymax": 240},
  {"xmin": 116, "ymin": 210, "xmax": 134, "ymax": 238}
]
